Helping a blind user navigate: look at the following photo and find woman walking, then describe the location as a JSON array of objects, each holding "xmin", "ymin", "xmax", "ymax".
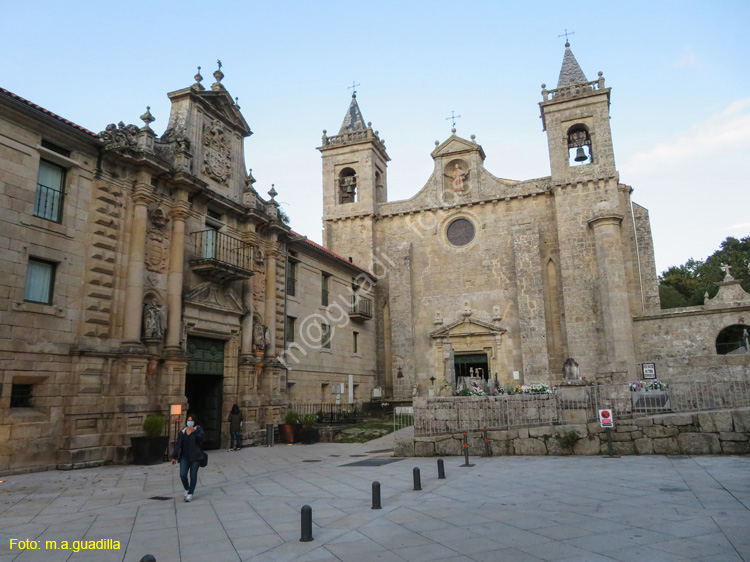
[
  {"xmin": 228, "ymin": 404, "xmax": 243, "ymax": 451},
  {"xmin": 171, "ymin": 413, "xmax": 205, "ymax": 502}
]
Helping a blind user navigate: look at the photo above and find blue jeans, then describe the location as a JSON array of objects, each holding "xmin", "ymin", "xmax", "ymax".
[
  {"xmin": 230, "ymin": 430, "xmax": 241, "ymax": 449},
  {"xmin": 179, "ymin": 457, "xmax": 200, "ymax": 494}
]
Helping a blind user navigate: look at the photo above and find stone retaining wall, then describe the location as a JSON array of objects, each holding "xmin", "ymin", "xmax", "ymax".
[{"xmin": 394, "ymin": 407, "xmax": 750, "ymax": 457}]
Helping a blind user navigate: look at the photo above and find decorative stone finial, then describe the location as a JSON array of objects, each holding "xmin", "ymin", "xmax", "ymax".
[
  {"xmin": 565, "ymin": 41, "xmax": 570, "ymax": 48},
  {"xmin": 235, "ymin": 96, "xmax": 240, "ymax": 109},
  {"xmin": 720, "ymin": 263, "xmax": 734, "ymax": 281},
  {"xmin": 451, "ymin": 128, "xmax": 456, "ymax": 134},
  {"xmin": 434, "ymin": 312, "xmax": 443, "ymax": 326},
  {"xmin": 195, "ymin": 66, "xmax": 203, "ymax": 84},
  {"xmin": 212, "ymin": 60, "xmax": 225, "ymax": 90},
  {"xmin": 435, "ymin": 140, "xmax": 439, "ymax": 146},
  {"xmin": 598, "ymin": 71, "xmax": 603, "ymax": 77},
  {"xmin": 461, "ymin": 301, "xmax": 472, "ymax": 318},
  {"xmin": 541, "ymin": 83, "xmax": 546, "ymax": 89},
  {"xmin": 367, "ymin": 122, "xmax": 372, "ymax": 128},
  {"xmin": 470, "ymin": 134, "xmax": 476, "ymax": 142},
  {"xmin": 140, "ymin": 106, "xmax": 155, "ymax": 130},
  {"xmin": 268, "ymin": 185, "xmax": 278, "ymax": 201}
]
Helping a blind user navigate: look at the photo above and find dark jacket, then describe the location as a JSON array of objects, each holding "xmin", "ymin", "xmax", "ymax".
[
  {"xmin": 228, "ymin": 411, "xmax": 243, "ymax": 432},
  {"xmin": 172, "ymin": 425, "xmax": 205, "ymax": 463}
]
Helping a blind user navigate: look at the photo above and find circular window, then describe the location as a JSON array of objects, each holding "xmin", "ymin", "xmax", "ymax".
[{"xmin": 446, "ymin": 218, "xmax": 475, "ymax": 246}]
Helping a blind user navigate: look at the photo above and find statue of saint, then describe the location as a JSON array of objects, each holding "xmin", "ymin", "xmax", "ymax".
[
  {"xmin": 253, "ymin": 323, "xmax": 267, "ymax": 352},
  {"xmin": 562, "ymin": 357, "xmax": 581, "ymax": 381},
  {"xmin": 143, "ymin": 301, "xmax": 166, "ymax": 340}
]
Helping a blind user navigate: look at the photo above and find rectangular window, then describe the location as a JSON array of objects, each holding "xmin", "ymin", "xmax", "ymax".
[
  {"xmin": 24, "ymin": 258, "xmax": 56, "ymax": 304},
  {"xmin": 353, "ymin": 331, "xmax": 358, "ymax": 354},
  {"xmin": 286, "ymin": 260, "xmax": 296, "ymax": 297},
  {"xmin": 321, "ymin": 323, "xmax": 331, "ymax": 349},
  {"xmin": 10, "ymin": 384, "xmax": 33, "ymax": 408},
  {"xmin": 286, "ymin": 316, "xmax": 296, "ymax": 344},
  {"xmin": 321, "ymin": 273, "xmax": 330, "ymax": 306},
  {"xmin": 34, "ymin": 160, "xmax": 66, "ymax": 223}
]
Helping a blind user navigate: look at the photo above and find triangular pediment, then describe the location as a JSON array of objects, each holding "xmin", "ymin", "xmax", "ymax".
[
  {"xmin": 431, "ymin": 134, "xmax": 486, "ymax": 160},
  {"xmin": 197, "ymin": 90, "xmax": 252, "ymax": 137},
  {"xmin": 430, "ymin": 317, "xmax": 504, "ymax": 339},
  {"xmin": 184, "ymin": 282, "xmax": 245, "ymax": 316}
]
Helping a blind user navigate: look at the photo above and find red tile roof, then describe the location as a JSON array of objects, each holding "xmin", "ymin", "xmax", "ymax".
[
  {"xmin": 1, "ymin": 87, "xmax": 99, "ymax": 139},
  {"xmin": 290, "ymin": 231, "xmax": 375, "ymax": 279}
]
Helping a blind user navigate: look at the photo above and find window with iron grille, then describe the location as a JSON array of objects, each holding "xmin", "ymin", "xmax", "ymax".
[
  {"xmin": 34, "ymin": 160, "xmax": 66, "ymax": 223},
  {"xmin": 10, "ymin": 384, "xmax": 33, "ymax": 408},
  {"xmin": 353, "ymin": 331, "xmax": 358, "ymax": 354},
  {"xmin": 286, "ymin": 260, "xmax": 296, "ymax": 297},
  {"xmin": 322, "ymin": 323, "xmax": 331, "ymax": 349},
  {"xmin": 24, "ymin": 258, "xmax": 56, "ymax": 304}
]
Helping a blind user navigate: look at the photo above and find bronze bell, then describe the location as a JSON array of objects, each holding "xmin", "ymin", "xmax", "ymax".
[
  {"xmin": 574, "ymin": 147, "xmax": 588, "ymax": 162},
  {"xmin": 346, "ymin": 185, "xmax": 353, "ymax": 193}
]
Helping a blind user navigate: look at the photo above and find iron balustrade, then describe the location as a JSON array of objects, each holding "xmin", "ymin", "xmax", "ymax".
[
  {"xmin": 34, "ymin": 183, "xmax": 64, "ymax": 222},
  {"xmin": 350, "ymin": 296, "xmax": 373, "ymax": 318},
  {"xmin": 290, "ymin": 402, "xmax": 363, "ymax": 425},
  {"xmin": 189, "ymin": 230, "xmax": 252, "ymax": 273}
]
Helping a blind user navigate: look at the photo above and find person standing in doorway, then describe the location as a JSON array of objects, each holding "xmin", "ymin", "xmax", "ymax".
[
  {"xmin": 228, "ymin": 404, "xmax": 243, "ymax": 451},
  {"xmin": 171, "ymin": 413, "xmax": 205, "ymax": 502}
]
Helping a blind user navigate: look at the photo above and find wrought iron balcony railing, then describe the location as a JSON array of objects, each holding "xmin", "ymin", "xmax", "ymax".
[
  {"xmin": 34, "ymin": 183, "xmax": 64, "ymax": 223},
  {"xmin": 188, "ymin": 230, "xmax": 253, "ymax": 282},
  {"xmin": 349, "ymin": 295, "xmax": 373, "ymax": 320}
]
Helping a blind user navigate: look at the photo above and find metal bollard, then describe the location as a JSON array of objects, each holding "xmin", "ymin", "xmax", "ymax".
[
  {"xmin": 372, "ymin": 481, "xmax": 382, "ymax": 509},
  {"xmin": 300, "ymin": 504, "xmax": 313, "ymax": 542},
  {"xmin": 139, "ymin": 556, "xmax": 156, "ymax": 562},
  {"xmin": 266, "ymin": 424, "xmax": 274, "ymax": 447},
  {"xmin": 413, "ymin": 467, "xmax": 422, "ymax": 491},
  {"xmin": 437, "ymin": 458, "xmax": 446, "ymax": 479},
  {"xmin": 483, "ymin": 427, "xmax": 492, "ymax": 457},
  {"xmin": 461, "ymin": 432, "xmax": 474, "ymax": 467}
]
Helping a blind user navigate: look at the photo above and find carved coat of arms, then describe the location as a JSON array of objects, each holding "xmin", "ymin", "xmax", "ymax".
[
  {"xmin": 202, "ymin": 120, "xmax": 231, "ymax": 183},
  {"xmin": 145, "ymin": 208, "xmax": 170, "ymax": 273}
]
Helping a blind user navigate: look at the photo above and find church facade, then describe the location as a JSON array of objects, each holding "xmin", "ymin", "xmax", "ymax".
[{"xmin": 319, "ymin": 43, "xmax": 750, "ymax": 400}]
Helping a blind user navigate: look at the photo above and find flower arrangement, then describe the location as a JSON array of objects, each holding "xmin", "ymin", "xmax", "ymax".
[
  {"xmin": 630, "ymin": 379, "xmax": 668, "ymax": 392},
  {"xmin": 380, "ymin": 402, "xmax": 390, "ymax": 409},
  {"xmin": 492, "ymin": 382, "xmax": 552, "ymax": 395},
  {"xmin": 469, "ymin": 381, "xmax": 485, "ymax": 396}
]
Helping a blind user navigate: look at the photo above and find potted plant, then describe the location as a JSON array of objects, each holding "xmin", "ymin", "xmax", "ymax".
[
  {"xmin": 130, "ymin": 415, "xmax": 169, "ymax": 465},
  {"xmin": 280, "ymin": 410, "xmax": 299, "ymax": 444},
  {"xmin": 300, "ymin": 414, "xmax": 319, "ymax": 444}
]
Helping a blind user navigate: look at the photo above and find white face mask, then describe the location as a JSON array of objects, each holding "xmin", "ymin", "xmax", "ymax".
[{"xmin": 186, "ymin": 421, "xmax": 195, "ymax": 427}]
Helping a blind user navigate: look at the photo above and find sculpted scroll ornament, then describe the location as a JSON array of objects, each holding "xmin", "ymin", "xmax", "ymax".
[
  {"xmin": 202, "ymin": 120, "xmax": 231, "ymax": 183},
  {"xmin": 99, "ymin": 122, "xmax": 139, "ymax": 147}
]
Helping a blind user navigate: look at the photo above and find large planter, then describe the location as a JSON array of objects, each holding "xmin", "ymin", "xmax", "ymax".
[
  {"xmin": 300, "ymin": 428, "xmax": 319, "ymax": 444},
  {"xmin": 130, "ymin": 436, "xmax": 169, "ymax": 465},
  {"xmin": 280, "ymin": 424, "xmax": 296, "ymax": 444}
]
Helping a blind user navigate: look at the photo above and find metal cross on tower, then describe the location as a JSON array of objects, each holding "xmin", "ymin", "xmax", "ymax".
[
  {"xmin": 348, "ymin": 81, "xmax": 360, "ymax": 96},
  {"xmin": 445, "ymin": 110, "xmax": 461, "ymax": 129},
  {"xmin": 558, "ymin": 29, "xmax": 575, "ymax": 44}
]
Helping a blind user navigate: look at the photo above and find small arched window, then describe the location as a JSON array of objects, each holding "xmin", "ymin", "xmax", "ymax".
[
  {"xmin": 716, "ymin": 324, "xmax": 750, "ymax": 355},
  {"xmin": 338, "ymin": 168, "xmax": 357, "ymax": 204},
  {"xmin": 567, "ymin": 125, "xmax": 592, "ymax": 167}
]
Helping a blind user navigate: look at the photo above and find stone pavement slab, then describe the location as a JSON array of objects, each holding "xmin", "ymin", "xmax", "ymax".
[{"xmin": 0, "ymin": 433, "xmax": 748, "ymax": 561}]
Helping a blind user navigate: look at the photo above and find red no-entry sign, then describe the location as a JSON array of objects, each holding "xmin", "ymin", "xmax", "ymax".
[{"xmin": 599, "ymin": 409, "xmax": 614, "ymax": 428}]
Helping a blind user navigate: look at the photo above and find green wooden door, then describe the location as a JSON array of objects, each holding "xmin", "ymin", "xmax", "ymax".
[{"xmin": 185, "ymin": 337, "xmax": 225, "ymax": 449}]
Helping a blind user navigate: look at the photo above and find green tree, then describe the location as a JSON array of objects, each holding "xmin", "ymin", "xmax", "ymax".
[{"xmin": 659, "ymin": 236, "xmax": 750, "ymax": 309}]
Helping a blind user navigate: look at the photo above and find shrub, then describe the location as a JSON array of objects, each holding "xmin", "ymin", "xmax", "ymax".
[
  {"xmin": 302, "ymin": 414, "xmax": 318, "ymax": 429},
  {"xmin": 284, "ymin": 410, "xmax": 300, "ymax": 425},
  {"xmin": 143, "ymin": 415, "xmax": 165, "ymax": 438}
]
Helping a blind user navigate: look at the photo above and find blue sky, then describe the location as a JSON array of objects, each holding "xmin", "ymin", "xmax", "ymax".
[{"xmin": 4, "ymin": 1, "xmax": 749, "ymax": 273}]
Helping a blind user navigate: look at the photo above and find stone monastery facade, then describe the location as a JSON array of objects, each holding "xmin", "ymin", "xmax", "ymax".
[{"xmin": 1, "ymin": 45, "xmax": 748, "ymax": 474}]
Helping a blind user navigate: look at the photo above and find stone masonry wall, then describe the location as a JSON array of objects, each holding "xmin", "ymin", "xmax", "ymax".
[{"xmin": 396, "ymin": 407, "xmax": 750, "ymax": 457}]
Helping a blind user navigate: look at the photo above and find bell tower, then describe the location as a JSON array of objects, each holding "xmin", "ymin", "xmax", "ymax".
[
  {"xmin": 539, "ymin": 42, "xmax": 615, "ymax": 181},
  {"xmin": 317, "ymin": 94, "xmax": 389, "ymax": 262}
]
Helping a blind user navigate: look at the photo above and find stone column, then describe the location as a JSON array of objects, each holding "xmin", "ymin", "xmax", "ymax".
[
  {"xmin": 264, "ymin": 236, "xmax": 278, "ymax": 356},
  {"xmin": 122, "ymin": 179, "xmax": 154, "ymax": 346},
  {"xmin": 588, "ymin": 208, "xmax": 637, "ymax": 380},
  {"xmin": 165, "ymin": 194, "xmax": 190, "ymax": 351}
]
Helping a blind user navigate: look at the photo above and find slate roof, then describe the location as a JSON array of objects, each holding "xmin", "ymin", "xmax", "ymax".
[
  {"xmin": 290, "ymin": 230, "xmax": 375, "ymax": 280},
  {"xmin": 338, "ymin": 94, "xmax": 367, "ymax": 134},
  {"xmin": 556, "ymin": 44, "xmax": 588, "ymax": 88}
]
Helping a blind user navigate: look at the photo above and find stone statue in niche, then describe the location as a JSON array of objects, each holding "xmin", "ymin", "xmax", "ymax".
[
  {"xmin": 444, "ymin": 161, "xmax": 469, "ymax": 194},
  {"xmin": 143, "ymin": 300, "xmax": 166, "ymax": 340},
  {"xmin": 253, "ymin": 323, "xmax": 270, "ymax": 352},
  {"xmin": 562, "ymin": 357, "xmax": 581, "ymax": 381}
]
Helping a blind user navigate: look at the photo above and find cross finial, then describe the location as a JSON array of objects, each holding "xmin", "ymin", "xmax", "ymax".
[
  {"xmin": 558, "ymin": 29, "xmax": 575, "ymax": 46},
  {"xmin": 217, "ymin": 59, "xmax": 223, "ymax": 70},
  {"xmin": 445, "ymin": 110, "xmax": 461, "ymax": 129},
  {"xmin": 721, "ymin": 263, "xmax": 734, "ymax": 280},
  {"xmin": 348, "ymin": 81, "xmax": 360, "ymax": 97}
]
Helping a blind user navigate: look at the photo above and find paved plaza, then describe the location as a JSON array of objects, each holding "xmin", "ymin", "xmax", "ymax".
[{"xmin": 1, "ymin": 429, "xmax": 749, "ymax": 562}]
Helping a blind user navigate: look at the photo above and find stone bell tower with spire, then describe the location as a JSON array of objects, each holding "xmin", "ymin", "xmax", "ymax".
[
  {"xmin": 540, "ymin": 42, "xmax": 641, "ymax": 382},
  {"xmin": 318, "ymin": 93, "xmax": 390, "ymax": 267}
]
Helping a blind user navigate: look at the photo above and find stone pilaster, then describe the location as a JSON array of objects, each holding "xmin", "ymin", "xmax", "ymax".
[
  {"xmin": 264, "ymin": 237, "xmax": 278, "ymax": 356},
  {"xmin": 588, "ymin": 208, "xmax": 637, "ymax": 380},
  {"xmin": 122, "ymin": 178, "xmax": 155, "ymax": 347},
  {"xmin": 165, "ymin": 194, "xmax": 190, "ymax": 351}
]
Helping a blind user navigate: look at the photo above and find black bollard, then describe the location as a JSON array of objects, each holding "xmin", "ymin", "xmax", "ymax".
[
  {"xmin": 413, "ymin": 467, "xmax": 422, "ymax": 491},
  {"xmin": 437, "ymin": 458, "xmax": 446, "ymax": 479},
  {"xmin": 461, "ymin": 432, "xmax": 474, "ymax": 467},
  {"xmin": 483, "ymin": 427, "xmax": 492, "ymax": 457},
  {"xmin": 372, "ymin": 481, "xmax": 382, "ymax": 509},
  {"xmin": 140, "ymin": 556, "xmax": 156, "ymax": 562},
  {"xmin": 266, "ymin": 424, "xmax": 274, "ymax": 447},
  {"xmin": 300, "ymin": 505, "xmax": 313, "ymax": 542}
]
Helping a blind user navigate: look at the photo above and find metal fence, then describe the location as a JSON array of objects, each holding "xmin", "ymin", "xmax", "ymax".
[
  {"xmin": 414, "ymin": 380, "xmax": 750, "ymax": 437},
  {"xmin": 393, "ymin": 406, "xmax": 414, "ymax": 433},
  {"xmin": 289, "ymin": 402, "xmax": 363, "ymax": 425}
]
